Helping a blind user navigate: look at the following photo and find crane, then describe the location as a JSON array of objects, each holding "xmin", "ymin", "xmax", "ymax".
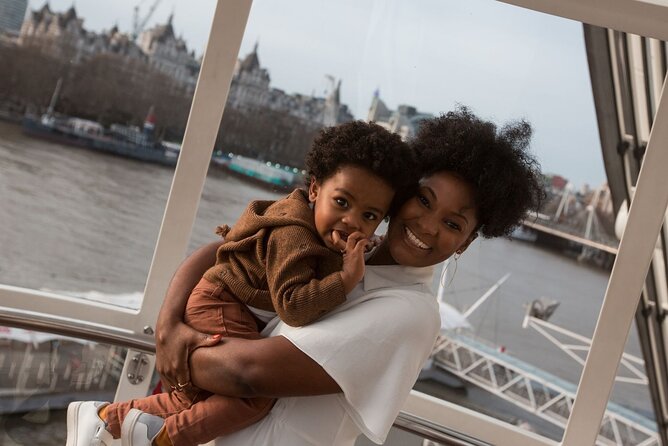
[{"xmin": 132, "ymin": 0, "xmax": 162, "ymax": 41}]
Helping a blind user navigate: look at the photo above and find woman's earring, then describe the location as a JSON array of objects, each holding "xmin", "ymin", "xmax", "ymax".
[{"xmin": 440, "ymin": 250, "xmax": 462, "ymax": 287}]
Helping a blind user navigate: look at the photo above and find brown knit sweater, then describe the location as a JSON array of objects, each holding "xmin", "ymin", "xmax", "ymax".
[{"xmin": 202, "ymin": 189, "xmax": 345, "ymax": 327}]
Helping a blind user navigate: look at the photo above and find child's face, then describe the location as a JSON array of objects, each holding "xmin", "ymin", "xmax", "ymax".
[{"xmin": 308, "ymin": 165, "xmax": 394, "ymax": 251}]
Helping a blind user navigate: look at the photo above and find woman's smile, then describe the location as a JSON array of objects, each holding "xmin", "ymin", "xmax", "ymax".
[{"xmin": 403, "ymin": 226, "xmax": 430, "ymax": 250}]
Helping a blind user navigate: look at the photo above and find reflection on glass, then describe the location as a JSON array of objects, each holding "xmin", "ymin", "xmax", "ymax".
[
  {"xmin": 0, "ymin": 326, "xmax": 126, "ymax": 444},
  {"xmin": 0, "ymin": 1, "xmax": 215, "ymax": 303}
]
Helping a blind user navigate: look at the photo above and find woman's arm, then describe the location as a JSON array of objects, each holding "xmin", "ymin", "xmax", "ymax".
[
  {"xmin": 155, "ymin": 240, "xmax": 224, "ymax": 389},
  {"xmin": 155, "ymin": 239, "xmax": 341, "ymax": 398},
  {"xmin": 189, "ymin": 336, "xmax": 341, "ymax": 398}
]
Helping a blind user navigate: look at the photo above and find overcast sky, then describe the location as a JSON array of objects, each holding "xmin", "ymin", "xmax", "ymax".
[{"xmin": 27, "ymin": 0, "xmax": 606, "ymax": 187}]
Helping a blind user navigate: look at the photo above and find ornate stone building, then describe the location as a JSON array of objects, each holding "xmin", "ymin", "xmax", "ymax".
[
  {"xmin": 137, "ymin": 14, "xmax": 199, "ymax": 92},
  {"xmin": 18, "ymin": 4, "xmax": 197, "ymax": 90},
  {"xmin": 19, "ymin": 4, "xmax": 99, "ymax": 61},
  {"xmin": 227, "ymin": 44, "xmax": 353, "ymax": 127},
  {"xmin": 227, "ymin": 43, "xmax": 271, "ymax": 110}
]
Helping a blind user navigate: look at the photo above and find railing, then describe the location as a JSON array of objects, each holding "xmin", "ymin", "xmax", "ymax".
[
  {"xmin": 0, "ymin": 304, "xmax": 155, "ymax": 353},
  {"xmin": 395, "ymin": 412, "xmax": 492, "ymax": 445},
  {"xmin": 0, "ymin": 307, "xmax": 538, "ymax": 446}
]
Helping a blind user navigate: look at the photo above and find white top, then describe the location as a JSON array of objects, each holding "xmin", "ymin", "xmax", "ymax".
[
  {"xmin": 246, "ymin": 305, "xmax": 277, "ymax": 323},
  {"xmin": 212, "ymin": 264, "xmax": 439, "ymax": 446}
]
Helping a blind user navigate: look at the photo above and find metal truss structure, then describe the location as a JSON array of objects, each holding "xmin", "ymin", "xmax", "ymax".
[{"xmin": 433, "ymin": 333, "xmax": 659, "ymax": 446}]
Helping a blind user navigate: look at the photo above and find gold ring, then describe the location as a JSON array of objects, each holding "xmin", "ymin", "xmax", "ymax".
[{"xmin": 176, "ymin": 382, "xmax": 189, "ymax": 391}]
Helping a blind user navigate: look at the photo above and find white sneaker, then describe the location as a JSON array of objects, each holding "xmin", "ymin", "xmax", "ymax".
[
  {"xmin": 120, "ymin": 408, "xmax": 165, "ymax": 446},
  {"xmin": 66, "ymin": 401, "xmax": 118, "ymax": 446}
]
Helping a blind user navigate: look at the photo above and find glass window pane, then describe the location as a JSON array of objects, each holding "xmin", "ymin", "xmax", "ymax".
[
  {"xmin": 191, "ymin": 0, "xmax": 654, "ymax": 443},
  {"xmin": 0, "ymin": 326, "xmax": 127, "ymax": 443},
  {"xmin": 0, "ymin": 1, "xmax": 215, "ymax": 309}
]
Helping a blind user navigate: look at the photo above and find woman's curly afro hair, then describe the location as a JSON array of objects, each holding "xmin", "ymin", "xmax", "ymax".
[
  {"xmin": 411, "ymin": 106, "xmax": 544, "ymax": 238},
  {"xmin": 305, "ymin": 120, "xmax": 417, "ymax": 215}
]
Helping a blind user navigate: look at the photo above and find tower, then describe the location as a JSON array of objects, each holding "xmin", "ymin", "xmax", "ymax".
[
  {"xmin": 0, "ymin": 0, "xmax": 28, "ymax": 35},
  {"xmin": 323, "ymin": 76, "xmax": 341, "ymax": 126}
]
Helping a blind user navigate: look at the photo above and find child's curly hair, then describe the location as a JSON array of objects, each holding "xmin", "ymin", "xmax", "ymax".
[
  {"xmin": 412, "ymin": 106, "xmax": 544, "ymax": 238},
  {"xmin": 305, "ymin": 120, "xmax": 417, "ymax": 215}
]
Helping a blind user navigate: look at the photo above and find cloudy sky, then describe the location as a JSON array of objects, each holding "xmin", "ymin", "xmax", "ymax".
[{"xmin": 27, "ymin": 0, "xmax": 606, "ymax": 187}]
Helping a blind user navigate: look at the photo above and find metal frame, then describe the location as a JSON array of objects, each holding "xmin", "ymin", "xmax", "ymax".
[
  {"xmin": 1, "ymin": 1, "xmax": 668, "ymax": 445},
  {"xmin": 585, "ymin": 20, "xmax": 668, "ymax": 446},
  {"xmin": 403, "ymin": 391, "xmax": 557, "ymax": 446},
  {"xmin": 562, "ymin": 53, "xmax": 668, "ymax": 446},
  {"xmin": 499, "ymin": 0, "xmax": 668, "ymax": 42}
]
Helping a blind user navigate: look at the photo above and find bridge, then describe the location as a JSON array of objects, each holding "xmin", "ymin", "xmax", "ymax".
[
  {"xmin": 519, "ymin": 183, "xmax": 619, "ymax": 260},
  {"xmin": 432, "ymin": 332, "xmax": 658, "ymax": 446}
]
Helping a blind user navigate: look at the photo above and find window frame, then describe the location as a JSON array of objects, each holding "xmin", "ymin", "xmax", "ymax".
[{"xmin": 1, "ymin": 1, "xmax": 668, "ymax": 444}]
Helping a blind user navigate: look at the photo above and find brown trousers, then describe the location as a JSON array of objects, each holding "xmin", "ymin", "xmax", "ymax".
[{"xmin": 105, "ymin": 278, "xmax": 275, "ymax": 446}]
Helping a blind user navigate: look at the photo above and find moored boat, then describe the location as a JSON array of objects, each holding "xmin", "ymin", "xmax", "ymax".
[{"xmin": 22, "ymin": 113, "xmax": 178, "ymax": 167}]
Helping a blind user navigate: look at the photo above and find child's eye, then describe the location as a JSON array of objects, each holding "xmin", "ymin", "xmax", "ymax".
[
  {"xmin": 335, "ymin": 198, "xmax": 348, "ymax": 208},
  {"xmin": 363, "ymin": 212, "xmax": 378, "ymax": 221},
  {"xmin": 417, "ymin": 194, "xmax": 430, "ymax": 208}
]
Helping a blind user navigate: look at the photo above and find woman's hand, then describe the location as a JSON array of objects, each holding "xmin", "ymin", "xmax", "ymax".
[
  {"xmin": 155, "ymin": 320, "xmax": 221, "ymax": 391},
  {"xmin": 153, "ymin": 240, "xmax": 224, "ymax": 391},
  {"xmin": 333, "ymin": 230, "xmax": 369, "ymax": 295}
]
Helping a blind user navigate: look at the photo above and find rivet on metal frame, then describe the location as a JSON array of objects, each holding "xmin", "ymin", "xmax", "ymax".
[{"xmin": 127, "ymin": 352, "xmax": 150, "ymax": 385}]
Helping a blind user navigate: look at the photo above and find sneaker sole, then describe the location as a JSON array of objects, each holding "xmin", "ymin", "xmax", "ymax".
[
  {"xmin": 66, "ymin": 402, "xmax": 84, "ymax": 446},
  {"xmin": 121, "ymin": 409, "xmax": 145, "ymax": 446}
]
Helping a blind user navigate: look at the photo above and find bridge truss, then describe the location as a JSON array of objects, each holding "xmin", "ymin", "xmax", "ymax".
[{"xmin": 432, "ymin": 333, "xmax": 659, "ymax": 446}]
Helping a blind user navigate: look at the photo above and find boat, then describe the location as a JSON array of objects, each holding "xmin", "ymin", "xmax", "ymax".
[
  {"xmin": 21, "ymin": 112, "xmax": 178, "ymax": 167},
  {"xmin": 212, "ymin": 152, "xmax": 305, "ymax": 190}
]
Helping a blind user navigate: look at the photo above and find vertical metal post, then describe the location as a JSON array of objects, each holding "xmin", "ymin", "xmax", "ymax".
[
  {"xmin": 116, "ymin": 0, "xmax": 253, "ymax": 400},
  {"xmin": 562, "ymin": 74, "xmax": 668, "ymax": 445},
  {"xmin": 138, "ymin": 0, "xmax": 253, "ymax": 330}
]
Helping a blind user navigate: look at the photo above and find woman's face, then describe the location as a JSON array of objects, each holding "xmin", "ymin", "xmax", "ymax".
[{"xmin": 385, "ymin": 171, "xmax": 479, "ymax": 267}]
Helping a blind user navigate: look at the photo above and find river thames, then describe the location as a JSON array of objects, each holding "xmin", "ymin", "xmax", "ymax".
[{"xmin": 0, "ymin": 120, "xmax": 652, "ymax": 442}]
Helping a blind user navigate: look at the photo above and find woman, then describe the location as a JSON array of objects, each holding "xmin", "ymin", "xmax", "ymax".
[{"xmin": 156, "ymin": 107, "xmax": 543, "ymax": 445}]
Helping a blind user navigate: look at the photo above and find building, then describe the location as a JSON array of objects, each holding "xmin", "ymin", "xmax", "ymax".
[
  {"xmin": 19, "ymin": 4, "xmax": 91, "ymax": 61},
  {"xmin": 18, "ymin": 4, "xmax": 197, "ymax": 90},
  {"xmin": 137, "ymin": 14, "xmax": 199, "ymax": 92},
  {"xmin": 227, "ymin": 42, "xmax": 271, "ymax": 110},
  {"xmin": 227, "ymin": 44, "xmax": 353, "ymax": 127},
  {"xmin": 367, "ymin": 90, "xmax": 432, "ymax": 140},
  {"xmin": 0, "ymin": 0, "xmax": 27, "ymax": 35}
]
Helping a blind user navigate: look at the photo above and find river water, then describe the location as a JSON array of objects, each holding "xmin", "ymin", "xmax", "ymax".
[{"xmin": 0, "ymin": 121, "xmax": 652, "ymax": 424}]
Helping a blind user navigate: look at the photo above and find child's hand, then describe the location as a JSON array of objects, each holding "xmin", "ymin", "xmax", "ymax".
[
  {"xmin": 366, "ymin": 234, "xmax": 385, "ymax": 252},
  {"xmin": 333, "ymin": 230, "xmax": 369, "ymax": 294}
]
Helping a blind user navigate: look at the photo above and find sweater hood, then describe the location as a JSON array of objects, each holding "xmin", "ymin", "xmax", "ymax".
[{"xmin": 221, "ymin": 189, "xmax": 315, "ymax": 242}]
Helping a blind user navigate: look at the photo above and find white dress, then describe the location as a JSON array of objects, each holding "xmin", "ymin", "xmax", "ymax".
[{"xmin": 212, "ymin": 264, "xmax": 440, "ymax": 446}]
